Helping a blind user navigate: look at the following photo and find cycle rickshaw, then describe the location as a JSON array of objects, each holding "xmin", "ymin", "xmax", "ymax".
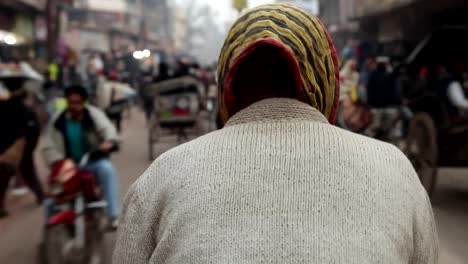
[{"xmin": 144, "ymin": 76, "xmax": 205, "ymax": 161}]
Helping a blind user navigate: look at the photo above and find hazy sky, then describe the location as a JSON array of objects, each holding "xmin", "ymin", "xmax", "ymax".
[
  {"xmin": 175, "ymin": 0, "xmax": 274, "ymax": 27},
  {"xmin": 173, "ymin": 0, "xmax": 275, "ymax": 63}
]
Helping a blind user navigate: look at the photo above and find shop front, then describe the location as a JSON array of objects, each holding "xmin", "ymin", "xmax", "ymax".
[{"xmin": 0, "ymin": 0, "xmax": 46, "ymax": 62}]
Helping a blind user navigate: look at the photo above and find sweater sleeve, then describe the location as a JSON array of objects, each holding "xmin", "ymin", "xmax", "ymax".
[
  {"xmin": 113, "ymin": 181, "xmax": 156, "ymax": 264},
  {"xmin": 42, "ymin": 122, "xmax": 65, "ymax": 166},
  {"xmin": 410, "ymin": 175, "xmax": 439, "ymax": 263}
]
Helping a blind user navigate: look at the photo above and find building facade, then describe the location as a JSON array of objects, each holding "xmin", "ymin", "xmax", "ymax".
[
  {"xmin": 172, "ymin": 7, "xmax": 189, "ymax": 54},
  {"xmin": 318, "ymin": 0, "xmax": 359, "ymax": 51},
  {"xmin": 141, "ymin": 0, "xmax": 171, "ymax": 51},
  {"xmin": 56, "ymin": 0, "xmax": 171, "ymax": 56},
  {"xmin": 355, "ymin": 0, "xmax": 468, "ymax": 57},
  {"xmin": 0, "ymin": 0, "xmax": 47, "ymax": 61},
  {"xmin": 64, "ymin": 0, "xmax": 142, "ymax": 54}
]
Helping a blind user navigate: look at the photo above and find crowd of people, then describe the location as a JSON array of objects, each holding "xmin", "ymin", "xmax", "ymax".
[
  {"xmin": 336, "ymin": 48, "xmax": 468, "ymax": 141},
  {"xmin": 0, "ymin": 50, "xmax": 127, "ymax": 220},
  {"xmin": 0, "ymin": 61, "xmax": 124, "ymax": 228},
  {"xmin": 0, "ymin": 47, "xmax": 218, "ymax": 222}
]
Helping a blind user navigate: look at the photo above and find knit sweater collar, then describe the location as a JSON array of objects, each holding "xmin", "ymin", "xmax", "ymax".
[{"xmin": 225, "ymin": 98, "xmax": 329, "ymax": 127}]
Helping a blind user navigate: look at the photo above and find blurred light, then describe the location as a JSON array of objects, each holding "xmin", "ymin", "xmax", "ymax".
[
  {"xmin": 133, "ymin": 51, "xmax": 144, "ymax": 60},
  {"xmin": 328, "ymin": 24, "xmax": 338, "ymax": 34},
  {"xmin": 142, "ymin": 49, "xmax": 151, "ymax": 58},
  {"xmin": 4, "ymin": 34, "xmax": 17, "ymax": 45}
]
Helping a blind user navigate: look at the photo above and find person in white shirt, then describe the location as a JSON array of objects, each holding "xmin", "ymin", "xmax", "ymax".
[{"xmin": 447, "ymin": 73, "xmax": 468, "ymax": 110}]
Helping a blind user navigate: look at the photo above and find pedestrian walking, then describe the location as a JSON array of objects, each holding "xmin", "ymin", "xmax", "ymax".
[
  {"xmin": 9, "ymin": 108, "xmax": 44, "ymax": 197},
  {"xmin": 339, "ymin": 59, "xmax": 360, "ymax": 102},
  {"xmin": 18, "ymin": 104, "xmax": 44, "ymax": 204},
  {"xmin": 114, "ymin": 4, "xmax": 438, "ymax": 264},
  {"xmin": 0, "ymin": 64, "xmax": 45, "ymax": 217},
  {"xmin": 367, "ymin": 57, "xmax": 398, "ymax": 108}
]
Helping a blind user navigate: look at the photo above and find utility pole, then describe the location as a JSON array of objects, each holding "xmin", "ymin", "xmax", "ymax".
[
  {"xmin": 46, "ymin": 0, "xmax": 58, "ymax": 62},
  {"xmin": 162, "ymin": 0, "xmax": 173, "ymax": 51},
  {"xmin": 140, "ymin": 0, "xmax": 146, "ymax": 50}
]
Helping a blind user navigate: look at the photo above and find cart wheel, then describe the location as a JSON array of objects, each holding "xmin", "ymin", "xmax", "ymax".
[
  {"xmin": 85, "ymin": 210, "xmax": 107, "ymax": 264},
  {"xmin": 148, "ymin": 115, "xmax": 159, "ymax": 161},
  {"xmin": 406, "ymin": 113, "xmax": 438, "ymax": 196}
]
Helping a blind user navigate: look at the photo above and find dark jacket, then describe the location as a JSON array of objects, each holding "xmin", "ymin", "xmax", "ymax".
[
  {"xmin": 43, "ymin": 105, "xmax": 119, "ymax": 166},
  {"xmin": 367, "ymin": 65, "xmax": 399, "ymax": 108},
  {"xmin": 0, "ymin": 98, "xmax": 31, "ymax": 154}
]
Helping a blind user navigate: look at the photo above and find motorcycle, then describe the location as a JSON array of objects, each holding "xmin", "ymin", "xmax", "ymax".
[{"xmin": 39, "ymin": 152, "xmax": 108, "ymax": 264}]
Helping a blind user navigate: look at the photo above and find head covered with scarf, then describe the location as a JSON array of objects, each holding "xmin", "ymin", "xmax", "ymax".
[{"xmin": 217, "ymin": 4, "xmax": 340, "ymax": 124}]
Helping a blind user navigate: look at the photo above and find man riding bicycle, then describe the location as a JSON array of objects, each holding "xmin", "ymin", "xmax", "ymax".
[{"xmin": 43, "ymin": 85, "xmax": 120, "ymax": 228}]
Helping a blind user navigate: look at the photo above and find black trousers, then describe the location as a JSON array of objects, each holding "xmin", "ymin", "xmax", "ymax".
[
  {"xmin": 18, "ymin": 150, "xmax": 44, "ymax": 202},
  {"xmin": 0, "ymin": 161, "xmax": 16, "ymax": 210},
  {"xmin": 0, "ymin": 153, "xmax": 44, "ymax": 211}
]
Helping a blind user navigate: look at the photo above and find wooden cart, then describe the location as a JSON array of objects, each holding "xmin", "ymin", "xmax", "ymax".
[{"xmin": 403, "ymin": 26, "xmax": 468, "ymax": 196}]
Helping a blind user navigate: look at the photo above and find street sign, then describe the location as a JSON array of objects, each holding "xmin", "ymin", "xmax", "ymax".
[{"xmin": 232, "ymin": 0, "xmax": 247, "ymax": 12}]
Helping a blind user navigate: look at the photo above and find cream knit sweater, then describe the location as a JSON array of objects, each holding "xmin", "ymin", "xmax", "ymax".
[{"xmin": 113, "ymin": 98, "xmax": 438, "ymax": 264}]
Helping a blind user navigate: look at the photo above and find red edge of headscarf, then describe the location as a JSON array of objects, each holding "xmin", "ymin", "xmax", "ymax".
[
  {"xmin": 223, "ymin": 38, "xmax": 304, "ymax": 122},
  {"xmin": 316, "ymin": 19, "xmax": 341, "ymax": 124}
]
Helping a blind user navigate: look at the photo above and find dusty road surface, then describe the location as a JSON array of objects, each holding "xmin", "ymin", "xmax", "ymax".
[{"xmin": 0, "ymin": 109, "xmax": 467, "ymax": 263}]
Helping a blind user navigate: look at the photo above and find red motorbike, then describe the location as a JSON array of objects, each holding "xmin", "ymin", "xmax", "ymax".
[{"xmin": 39, "ymin": 153, "xmax": 108, "ymax": 264}]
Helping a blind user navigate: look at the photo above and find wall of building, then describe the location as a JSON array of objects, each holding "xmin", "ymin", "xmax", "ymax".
[
  {"xmin": 355, "ymin": 0, "xmax": 424, "ymax": 18},
  {"xmin": 357, "ymin": 0, "xmax": 468, "ymax": 57},
  {"xmin": 173, "ymin": 7, "xmax": 188, "ymax": 53},
  {"xmin": 318, "ymin": 0, "xmax": 359, "ymax": 51},
  {"xmin": 142, "ymin": 0, "xmax": 171, "ymax": 50},
  {"xmin": 0, "ymin": 0, "xmax": 45, "ymax": 61}
]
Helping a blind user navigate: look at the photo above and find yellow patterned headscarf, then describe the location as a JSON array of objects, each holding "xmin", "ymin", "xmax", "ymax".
[{"xmin": 217, "ymin": 4, "xmax": 340, "ymax": 123}]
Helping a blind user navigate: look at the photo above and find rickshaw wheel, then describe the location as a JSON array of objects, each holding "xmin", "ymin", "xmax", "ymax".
[
  {"xmin": 406, "ymin": 112, "xmax": 438, "ymax": 196},
  {"xmin": 148, "ymin": 115, "xmax": 160, "ymax": 161}
]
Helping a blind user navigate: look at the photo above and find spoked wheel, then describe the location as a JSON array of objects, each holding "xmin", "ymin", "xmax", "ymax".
[
  {"xmin": 85, "ymin": 211, "xmax": 107, "ymax": 264},
  {"xmin": 406, "ymin": 113, "xmax": 438, "ymax": 196},
  {"xmin": 148, "ymin": 114, "xmax": 160, "ymax": 161},
  {"xmin": 43, "ymin": 225, "xmax": 73, "ymax": 264}
]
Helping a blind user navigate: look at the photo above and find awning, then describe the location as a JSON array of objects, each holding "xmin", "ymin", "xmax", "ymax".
[
  {"xmin": 354, "ymin": 0, "xmax": 422, "ymax": 20},
  {"xmin": 0, "ymin": 0, "xmax": 46, "ymax": 12},
  {"xmin": 405, "ymin": 25, "xmax": 468, "ymax": 64}
]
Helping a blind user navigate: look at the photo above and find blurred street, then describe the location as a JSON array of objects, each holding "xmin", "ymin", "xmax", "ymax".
[
  {"xmin": 1, "ymin": 0, "xmax": 468, "ymax": 262},
  {"xmin": 0, "ymin": 108, "xmax": 196, "ymax": 263},
  {"xmin": 433, "ymin": 169, "xmax": 468, "ymax": 264},
  {"xmin": 0, "ymin": 108, "xmax": 466, "ymax": 263}
]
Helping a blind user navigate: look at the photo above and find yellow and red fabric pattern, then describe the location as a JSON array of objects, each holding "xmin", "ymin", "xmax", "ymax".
[{"xmin": 217, "ymin": 3, "xmax": 340, "ymax": 123}]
